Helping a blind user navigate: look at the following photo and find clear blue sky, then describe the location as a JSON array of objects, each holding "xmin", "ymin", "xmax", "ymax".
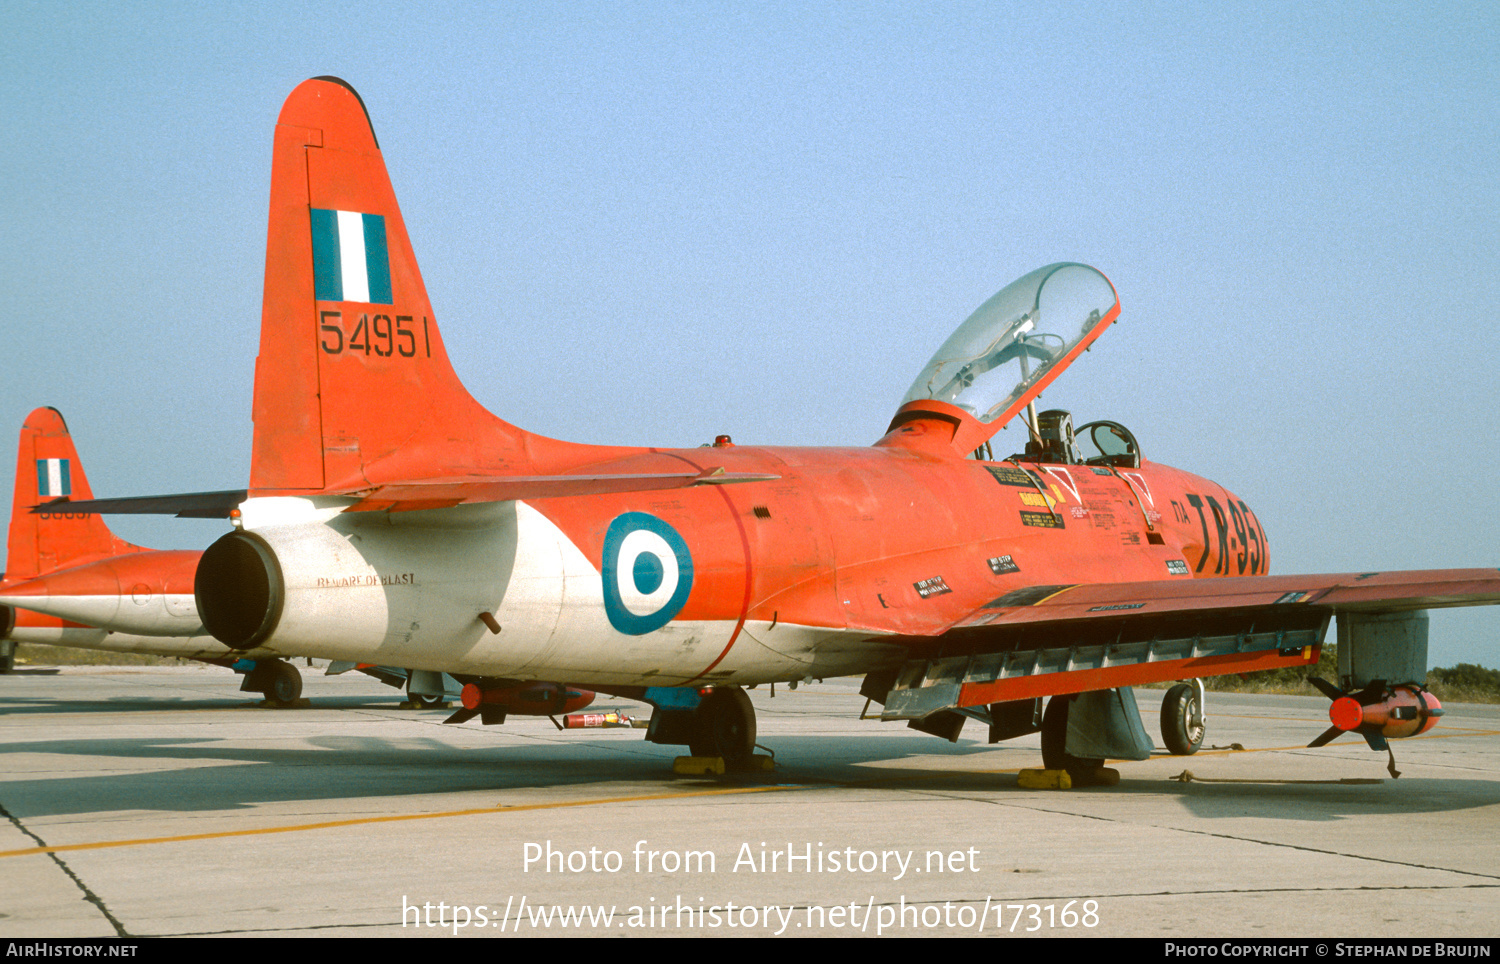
[{"xmin": 1, "ymin": 1, "xmax": 1496, "ymax": 665}]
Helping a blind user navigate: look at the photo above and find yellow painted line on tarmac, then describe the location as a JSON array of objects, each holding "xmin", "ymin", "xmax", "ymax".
[{"xmin": 0, "ymin": 783, "xmax": 807, "ymax": 860}]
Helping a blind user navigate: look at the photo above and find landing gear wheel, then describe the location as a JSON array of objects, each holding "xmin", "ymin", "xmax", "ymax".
[
  {"xmin": 688, "ymin": 688, "xmax": 756, "ymax": 766},
  {"xmin": 0, "ymin": 641, "xmax": 15, "ymax": 674},
  {"xmin": 407, "ymin": 682, "xmax": 445, "ymax": 709},
  {"xmin": 1160, "ymin": 683, "xmax": 1204, "ymax": 755},
  {"xmin": 1041, "ymin": 695, "xmax": 1104, "ymax": 781},
  {"xmin": 263, "ymin": 660, "xmax": 303, "ymax": 703}
]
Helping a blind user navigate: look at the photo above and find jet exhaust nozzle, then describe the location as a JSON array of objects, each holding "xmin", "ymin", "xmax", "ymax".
[{"xmin": 195, "ymin": 531, "xmax": 283, "ymax": 649}]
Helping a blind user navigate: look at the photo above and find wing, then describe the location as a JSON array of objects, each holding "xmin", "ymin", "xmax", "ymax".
[
  {"xmin": 954, "ymin": 568, "xmax": 1500, "ymax": 626},
  {"xmin": 877, "ymin": 568, "xmax": 1500, "ymax": 720}
]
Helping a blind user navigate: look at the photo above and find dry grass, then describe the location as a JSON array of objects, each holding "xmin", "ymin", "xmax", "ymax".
[{"xmin": 9, "ymin": 644, "xmax": 189, "ymax": 667}]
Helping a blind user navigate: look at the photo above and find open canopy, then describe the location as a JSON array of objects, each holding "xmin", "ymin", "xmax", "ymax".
[{"xmin": 889, "ymin": 264, "xmax": 1119, "ymax": 455}]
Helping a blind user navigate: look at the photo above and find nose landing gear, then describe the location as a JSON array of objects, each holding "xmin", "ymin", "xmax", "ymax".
[{"xmin": 1160, "ymin": 681, "xmax": 1205, "ymax": 756}]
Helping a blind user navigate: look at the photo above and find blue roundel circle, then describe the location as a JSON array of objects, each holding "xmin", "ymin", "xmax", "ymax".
[{"xmin": 601, "ymin": 512, "xmax": 695, "ymax": 635}]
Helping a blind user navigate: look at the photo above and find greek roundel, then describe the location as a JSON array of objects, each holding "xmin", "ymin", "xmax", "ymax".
[{"xmin": 601, "ymin": 512, "xmax": 694, "ymax": 635}]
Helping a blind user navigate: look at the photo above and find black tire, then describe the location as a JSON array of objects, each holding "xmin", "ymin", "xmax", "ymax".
[
  {"xmin": 264, "ymin": 660, "xmax": 303, "ymax": 703},
  {"xmin": 1161, "ymin": 683, "xmax": 1204, "ymax": 755},
  {"xmin": 688, "ymin": 688, "xmax": 756, "ymax": 764},
  {"xmin": 1040, "ymin": 694, "xmax": 1104, "ymax": 777}
]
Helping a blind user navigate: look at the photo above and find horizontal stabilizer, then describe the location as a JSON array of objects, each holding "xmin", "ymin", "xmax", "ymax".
[
  {"xmin": 343, "ymin": 469, "xmax": 780, "ymax": 512},
  {"xmin": 29, "ymin": 469, "xmax": 779, "ymax": 517},
  {"xmin": 31, "ymin": 490, "xmax": 249, "ymax": 518}
]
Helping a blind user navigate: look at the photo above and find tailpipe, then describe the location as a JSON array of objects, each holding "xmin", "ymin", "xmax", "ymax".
[{"xmin": 195, "ymin": 531, "xmax": 284, "ymax": 649}]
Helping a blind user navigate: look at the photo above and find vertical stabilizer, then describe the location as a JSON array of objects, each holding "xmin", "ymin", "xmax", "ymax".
[
  {"xmin": 5, "ymin": 408, "xmax": 143, "ymax": 582},
  {"xmin": 252, "ymin": 77, "xmax": 574, "ymax": 497}
]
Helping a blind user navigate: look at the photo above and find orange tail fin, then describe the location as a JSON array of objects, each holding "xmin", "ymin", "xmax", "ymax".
[
  {"xmin": 5, "ymin": 408, "xmax": 143, "ymax": 582},
  {"xmin": 252, "ymin": 77, "xmax": 579, "ymax": 497}
]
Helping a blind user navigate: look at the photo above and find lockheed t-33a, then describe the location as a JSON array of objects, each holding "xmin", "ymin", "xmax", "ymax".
[{"xmin": 46, "ymin": 78, "xmax": 1500, "ymax": 784}]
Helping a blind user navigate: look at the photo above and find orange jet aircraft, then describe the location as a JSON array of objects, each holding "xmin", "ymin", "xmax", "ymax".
[
  {"xmin": 50, "ymin": 78, "xmax": 1500, "ymax": 779},
  {"xmin": 0, "ymin": 407, "xmax": 309, "ymax": 699},
  {"xmin": 2, "ymin": 408, "xmax": 597, "ymax": 716}
]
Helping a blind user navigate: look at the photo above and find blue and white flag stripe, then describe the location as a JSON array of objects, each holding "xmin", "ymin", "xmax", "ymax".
[
  {"xmin": 36, "ymin": 458, "xmax": 71, "ymax": 498},
  {"xmin": 310, "ymin": 209, "xmax": 392, "ymax": 304}
]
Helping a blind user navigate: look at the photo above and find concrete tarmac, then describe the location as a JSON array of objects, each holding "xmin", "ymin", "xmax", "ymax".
[{"xmin": 1, "ymin": 664, "xmax": 1497, "ymax": 938}]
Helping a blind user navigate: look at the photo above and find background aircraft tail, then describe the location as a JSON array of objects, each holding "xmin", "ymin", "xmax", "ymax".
[
  {"xmin": 252, "ymin": 77, "xmax": 581, "ymax": 497},
  {"xmin": 5, "ymin": 408, "xmax": 144, "ymax": 583}
]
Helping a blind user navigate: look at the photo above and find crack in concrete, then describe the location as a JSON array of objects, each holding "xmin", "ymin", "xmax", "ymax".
[{"xmin": 0, "ymin": 798, "xmax": 130, "ymax": 937}]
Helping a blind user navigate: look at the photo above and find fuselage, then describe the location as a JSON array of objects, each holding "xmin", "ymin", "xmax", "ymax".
[
  {"xmin": 0, "ymin": 549, "xmax": 202, "ymax": 636},
  {"xmin": 220, "ymin": 441, "xmax": 1267, "ymax": 689},
  {"xmin": 0, "ymin": 604, "xmax": 260, "ymax": 662}
]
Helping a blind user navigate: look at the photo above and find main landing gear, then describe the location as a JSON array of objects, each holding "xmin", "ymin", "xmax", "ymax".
[
  {"xmin": 688, "ymin": 687, "xmax": 757, "ymax": 766},
  {"xmin": 645, "ymin": 685, "xmax": 764, "ymax": 772},
  {"xmin": 1039, "ymin": 695, "xmax": 1105, "ymax": 783},
  {"xmin": 1042, "ymin": 684, "xmax": 1204, "ymax": 783},
  {"xmin": 407, "ymin": 681, "xmax": 447, "ymax": 709},
  {"xmin": 404, "ymin": 670, "xmax": 451, "ymax": 708},
  {"xmin": 239, "ymin": 658, "xmax": 303, "ymax": 704}
]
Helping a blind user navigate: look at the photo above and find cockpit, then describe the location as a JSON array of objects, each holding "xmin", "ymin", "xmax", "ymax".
[
  {"xmin": 1074, "ymin": 419, "xmax": 1140, "ymax": 468},
  {"xmin": 1021, "ymin": 410, "xmax": 1141, "ymax": 468},
  {"xmin": 883, "ymin": 263, "xmax": 1128, "ymax": 458}
]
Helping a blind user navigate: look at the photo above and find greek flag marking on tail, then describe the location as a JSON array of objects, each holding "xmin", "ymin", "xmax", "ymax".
[
  {"xmin": 310, "ymin": 208, "xmax": 392, "ymax": 304},
  {"xmin": 36, "ymin": 458, "xmax": 71, "ymax": 498}
]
